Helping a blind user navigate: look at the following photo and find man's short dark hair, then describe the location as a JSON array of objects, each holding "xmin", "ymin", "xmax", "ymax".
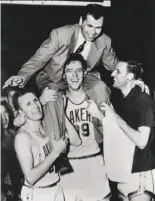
[
  {"xmin": 12, "ymin": 88, "xmax": 37, "ymax": 111},
  {"xmin": 81, "ymin": 4, "xmax": 104, "ymax": 21},
  {"xmin": 126, "ymin": 61, "xmax": 144, "ymax": 80},
  {"xmin": 1, "ymin": 100, "xmax": 9, "ymax": 113},
  {"xmin": 0, "ymin": 100, "xmax": 13, "ymax": 128},
  {"xmin": 2, "ymin": 86, "xmax": 18, "ymax": 98},
  {"xmin": 63, "ymin": 54, "xmax": 87, "ymax": 73}
]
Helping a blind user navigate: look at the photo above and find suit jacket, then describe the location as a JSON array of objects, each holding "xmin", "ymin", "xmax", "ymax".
[{"xmin": 18, "ymin": 24, "xmax": 118, "ymax": 89}]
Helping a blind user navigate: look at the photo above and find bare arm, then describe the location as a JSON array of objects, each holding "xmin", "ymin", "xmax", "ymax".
[
  {"xmin": 86, "ymin": 100, "xmax": 152, "ymax": 149},
  {"xmin": 100, "ymin": 103, "xmax": 153, "ymax": 149},
  {"xmin": 115, "ymin": 116, "xmax": 151, "ymax": 149},
  {"xmin": 14, "ymin": 132, "xmax": 67, "ymax": 186}
]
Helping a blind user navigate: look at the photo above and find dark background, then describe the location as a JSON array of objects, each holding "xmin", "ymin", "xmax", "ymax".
[
  {"xmin": 1, "ymin": 1, "xmax": 155, "ymax": 95},
  {"xmin": 1, "ymin": 1, "xmax": 155, "ymax": 200}
]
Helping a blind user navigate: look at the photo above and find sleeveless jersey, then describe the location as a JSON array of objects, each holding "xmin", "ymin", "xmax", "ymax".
[
  {"xmin": 65, "ymin": 97, "xmax": 100, "ymax": 157},
  {"xmin": 19, "ymin": 126, "xmax": 59, "ymax": 187}
]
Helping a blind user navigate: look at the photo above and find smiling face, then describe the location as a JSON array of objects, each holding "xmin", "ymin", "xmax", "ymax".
[
  {"xmin": 18, "ymin": 93, "xmax": 42, "ymax": 121},
  {"xmin": 81, "ymin": 14, "xmax": 104, "ymax": 42},
  {"xmin": 0, "ymin": 105, "xmax": 9, "ymax": 129},
  {"xmin": 111, "ymin": 62, "xmax": 129, "ymax": 90},
  {"xmin": 64, "ymin": 61, "xmax": 85, "ymax": 91}
]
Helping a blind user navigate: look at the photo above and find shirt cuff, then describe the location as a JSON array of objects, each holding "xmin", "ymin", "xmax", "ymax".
[{"xmin": 19, "ymin": 76, "xmax": 25, "ymax": 87}]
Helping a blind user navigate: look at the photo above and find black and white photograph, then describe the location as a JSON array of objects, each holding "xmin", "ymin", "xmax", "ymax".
[{"xmin": 1, "ymin": 0, "xmax": 155, "ymax": 201}]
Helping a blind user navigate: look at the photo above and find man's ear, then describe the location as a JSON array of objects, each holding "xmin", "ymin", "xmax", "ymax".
[
  {"xmin": 18, "ymin": 109, "xmax": 25, "ymax": 117},
  {"xmin": 127, "ymin": 73, "xmax": 134, "ymax": 82},
  {"xmin": 63, "ymin": 74, "xmax": 66, "ymax": 79},
  {"xmin": 79, "ymin": 17, "xmax": 83, "ymax": 25},
  {"xmin": 14, "ymin": 110, "xmax": 26, "ymax": 127}
]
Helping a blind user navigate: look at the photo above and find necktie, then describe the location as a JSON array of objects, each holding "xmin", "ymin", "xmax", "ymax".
[{"xmin": 75, "ymin": 41, "xmax": 86, "ymax": 54}]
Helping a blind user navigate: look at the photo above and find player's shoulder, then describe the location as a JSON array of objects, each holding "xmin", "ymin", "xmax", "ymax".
[
  {"xmin": 135, "ymin": 89, "xmax": 153, "ymax": 108},
  {"xmin": 15, "ymin": 128, "xmax": 32, "ymax": 144}
]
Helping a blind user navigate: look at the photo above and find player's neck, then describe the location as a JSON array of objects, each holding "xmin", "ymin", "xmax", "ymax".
[
  {"xmin": 121, "ymin": 81, "xmax": 135, "ymax": 97},
  {"xmin": 67, "ymin": 87, "xmax": 86, "ymax": 104},
  {"xmin": 24, "ymin": 119, "xmax": 43, "ymax": 134}
]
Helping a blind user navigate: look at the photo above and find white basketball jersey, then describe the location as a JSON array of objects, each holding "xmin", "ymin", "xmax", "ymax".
[
  {"xmin": 21, "ymin": 127, "xmax": 59, "ymax": 187},
  {"xmin": 65, "ymin": 97, "xmax": 100, "ymax": 157}
]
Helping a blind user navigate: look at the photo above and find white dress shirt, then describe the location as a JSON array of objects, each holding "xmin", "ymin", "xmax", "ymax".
[{"xmin": 73, "ymin": 28, "xmax": 91, "ymax": 60}]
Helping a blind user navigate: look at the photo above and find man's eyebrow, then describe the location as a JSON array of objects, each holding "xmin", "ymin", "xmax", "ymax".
[
  {"xmin": 66, "ymin": 68, "xmax": 72, "ymax": 70},
  {"xmin": 87, "ymin": 24, "xmax": 102, "ymax": 28},
  {"xmin": 87, "ymin": 23, "xmax": 92, "ymax": 26},
  {"xmin": 116, "ymin": 69, "xmax": 120, "ymax": 73},
  {"xmin": 96, "ymin": 25, "xmax": 102, "ymax": 28}
]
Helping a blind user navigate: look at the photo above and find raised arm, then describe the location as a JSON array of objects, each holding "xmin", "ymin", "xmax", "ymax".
[
  {"xmin": 18, "ymin": 29, "xmax": 59, "ymax": 86},
  {"xmin": 3, "ymin": 29, "xmax": 59, "ymax": 89}
]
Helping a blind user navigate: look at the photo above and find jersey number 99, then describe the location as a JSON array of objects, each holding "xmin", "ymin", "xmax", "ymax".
[{"xmin": 75, "ymin": 123, "xmax": 90, "ymax": 137}]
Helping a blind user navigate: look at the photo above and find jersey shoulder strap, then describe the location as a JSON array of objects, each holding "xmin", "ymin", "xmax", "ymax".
[{"xmin": 62, "ymin": 95, "xmax": 69, "ymax": 113}]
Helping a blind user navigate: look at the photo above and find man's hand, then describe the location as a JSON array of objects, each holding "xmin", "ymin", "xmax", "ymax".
[
  {"xmin": 39, "ymin": 87, "xmax": 60, "ymax": 105},
  {"xmin": 100, "ymin": 103, "xmax": 117, "ymax": 121},
  {"xmin": 52, "ymin": 138, "xmax": 69, "ymax": 156},
  {"xmin": 86, "ymin": 100, "xmax": 104, "ymax": 120},
  {"xmin": 134, "ymin": 79, "xmax": 150, "ymax": 94},
  {"xmin": 3, "ymin": 76, "xmax": 24, "ymax": 89}
]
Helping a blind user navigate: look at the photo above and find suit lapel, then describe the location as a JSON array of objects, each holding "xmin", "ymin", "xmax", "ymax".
[
  {"xmin": 67, "ymin": 25, "xmax": 104, "ymax": 70},
  {"xmin": 87, "ymin": 41, "xmax": 104, "ymax": 70},
  {"xmin": 68, "ymin": 24, "xmax": 80, "ymax": 56}
]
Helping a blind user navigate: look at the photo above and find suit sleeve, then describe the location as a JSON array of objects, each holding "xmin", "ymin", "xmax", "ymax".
[
  {"xmin": 102, "ymin": 37, "xmax": 118, "ymax": 71},
  {"xmin": 36, "ymin": 69, "xmax": 52, "ymax": 92},
  {"xmin": 18, "ymin": 29, "xmax": 59, "ymax": 86},
  {"xmin": 36, "ymin": 69, "xmax": 59, "ymax": 92}
]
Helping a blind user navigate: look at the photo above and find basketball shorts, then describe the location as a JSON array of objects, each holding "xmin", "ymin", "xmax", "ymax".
[
  {"xmin": 21, "ymin": 182, "xmax": 64, "ymax": 201},
  {"xmin": 117, "ymin": 169, "xmax": 155, "ymax": 199},
  {"xmin": 60, "ymin": 154, "xmax": 111, "ymax": 201}
]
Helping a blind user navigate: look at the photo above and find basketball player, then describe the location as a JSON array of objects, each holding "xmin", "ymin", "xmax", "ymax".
[
  {"xmin": 13, "ymin": 89, "xmax": 68, "ymax": 201},
  {"xmin": 60, "ymin": 54, "xmax": 111, "ymax": 201}
]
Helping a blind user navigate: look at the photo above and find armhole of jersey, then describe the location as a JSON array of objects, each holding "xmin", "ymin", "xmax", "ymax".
[
  {"xmin": 63, "ymin": 96, "xmax": 69, "ymax": 113},
  {"xmin": 85, "ymin": 94, "xmax": 91, "ymax": 102}
]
